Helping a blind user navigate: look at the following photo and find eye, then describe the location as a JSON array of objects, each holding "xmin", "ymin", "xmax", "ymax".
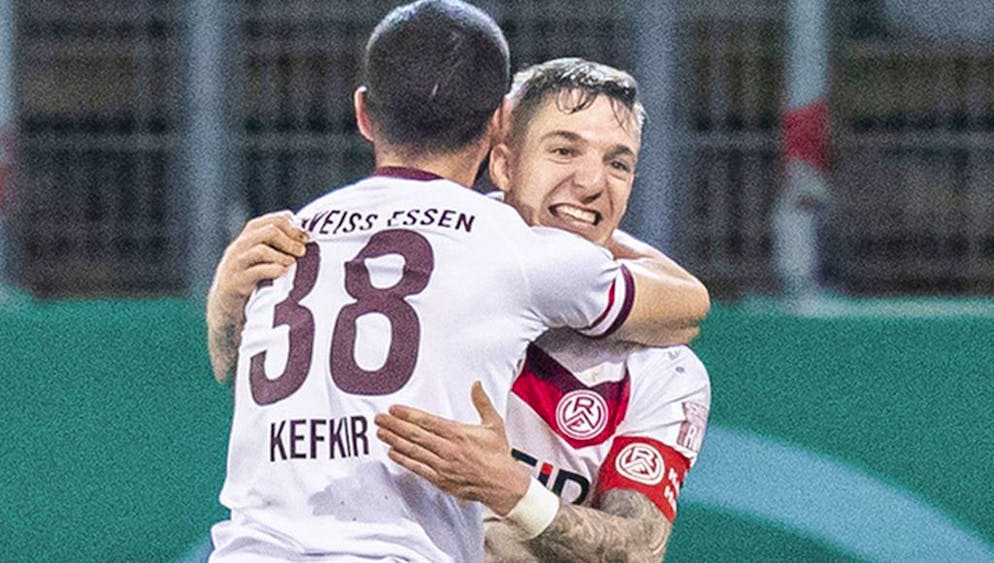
[
  {"xmin": 610, "ymin": 160, "xmax": 632, "ymax": 173},
  {"xmin": 551, "ymin": 147, "xmax": 577, "ymax": 158}
]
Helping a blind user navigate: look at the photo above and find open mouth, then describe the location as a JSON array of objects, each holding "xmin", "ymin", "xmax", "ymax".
[{"xmin": 549, "ymin": 204, "xmax": 601, "ymax": 226}]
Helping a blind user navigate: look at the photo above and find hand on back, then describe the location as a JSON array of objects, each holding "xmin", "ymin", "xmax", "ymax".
[
  {"xmin": 374, "ymin": 381, "xmax": 532, "ymax": 516},
  {"xmin": 212, "ymin": 211, "xmax": 309, "ymax": 317}
]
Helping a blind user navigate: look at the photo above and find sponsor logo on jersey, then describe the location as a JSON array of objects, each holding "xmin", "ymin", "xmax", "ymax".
[
  {"xmin": 556, "ymin": 389, "xmax": 608, "ymax": 440},
  {"xmin": 615, "ymin": 442, "xmax": 665, "ymax": 485},
  {"xmin": 512, "ymin": 448, "xmax": 591, "ymax": 504},
  {"xmin": 678, "ymin": 401, "xmax": 709, "ymax": 452}
]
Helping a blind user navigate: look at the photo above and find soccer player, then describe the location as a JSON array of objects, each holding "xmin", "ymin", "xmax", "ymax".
[
  {"xmin": 206, "ymin": 3, "xmax": 709, "ymax": 563},
  {"xmin": 373, "ymin": 58, "xmax": 711, "ymax": 561}
]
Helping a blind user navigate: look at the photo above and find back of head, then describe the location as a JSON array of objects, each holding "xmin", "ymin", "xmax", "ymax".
[
  {"xmin": 363, "ymin": 0, "xmax": 510, "ymax": 154},
  {"xmin": 506, "ymin": 57, "xmax": 646, "ymax": 146}
]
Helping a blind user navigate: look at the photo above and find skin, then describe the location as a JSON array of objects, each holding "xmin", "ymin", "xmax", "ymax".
[
  {"xmin": 206, "ymin": 211, "xmax": 308, "ymax": 383},
  {"xmin": 206, "ymin": 91, "xmax": 706, "ymax": 383},
  {"xmin": 206, "ymin": 86, "xmax": 701, "ymax": 560},
  {"xmin": 376, "ymin": 93, "xmax": 680, "ymax": 561},
  {"xmin": 491, "ymin": 92, "xmax": 639, "ymax": 247},
  {"xmin": 374, "ymin": 382, "xmax": 673, "ymax": 562},
  {"xmin": 205, "ymin": 86, "xmax": 496, "ymax": 384},
  {"xmin": 491, "ymin": 94, "xmax": 707, "ymax": 347}
]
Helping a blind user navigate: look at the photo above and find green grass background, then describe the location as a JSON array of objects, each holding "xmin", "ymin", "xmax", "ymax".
[{"xmin": 1, "ymin": 300, "xmax": 991, "ymax": 561}]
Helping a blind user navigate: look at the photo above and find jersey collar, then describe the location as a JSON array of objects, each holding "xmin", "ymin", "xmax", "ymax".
[{"xmin": 373, "ymin": 166, "xmax": 443, "ymax": 181}]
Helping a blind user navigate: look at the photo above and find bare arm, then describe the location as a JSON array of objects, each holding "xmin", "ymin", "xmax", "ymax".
[
  {"xmin": 205, "ymin": 211, "xmax": 308, "ymax": 383},
  {"xmin": 605, "ymin": 229, "xmax": 710, "ymax": 347},
  {"xmin": 375, "ymin": 385, "xmax": 674, "ymax": 562},
  {"xmin": 523, "ymin": 488, "xmax": 672, "ymax": 563},
  {"xmin": 206, "ymin": 301, "xmax": 243, "ymax": 385}
]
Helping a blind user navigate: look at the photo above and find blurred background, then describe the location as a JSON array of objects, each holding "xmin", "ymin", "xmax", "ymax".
[{"xmin": 1, "ymin": 0, "xmax": 992, "ymax": 561}]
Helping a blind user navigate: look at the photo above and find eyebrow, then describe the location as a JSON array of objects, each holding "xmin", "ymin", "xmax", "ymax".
[
  {"xmin": 539, "ymin": 130, "xmax": 637, "ymax": 161},
  {"xmin": 538, "ymin": 130, "xmax": 583, "ymax": 144},
  {"xmin": 606, "ymin": 145, "xmax": 636, "ymax": 162}
]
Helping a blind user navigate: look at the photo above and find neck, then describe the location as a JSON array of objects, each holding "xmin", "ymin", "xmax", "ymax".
[{"xmin": 374, "ymin": 143, "xmax": 487, "ymax": 188}]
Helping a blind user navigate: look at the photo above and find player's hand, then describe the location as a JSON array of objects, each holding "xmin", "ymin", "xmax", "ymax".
[
  {"xmin": 210, "ymin": 210, "xmax": 309, "ymax": 319},
  {"xmin": 374, "ymin": 381, "xmax": 532, "ymax": 516}
]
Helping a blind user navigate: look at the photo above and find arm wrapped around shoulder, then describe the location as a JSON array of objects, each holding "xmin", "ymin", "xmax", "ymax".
[{"xmin": 607, "ymin": 230, "xmax": 710, "ymax": 346}]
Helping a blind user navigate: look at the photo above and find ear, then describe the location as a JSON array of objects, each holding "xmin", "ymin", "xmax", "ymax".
[
  {"xmin": 488, "ymin": 142, "xmax": 512, "ymax": 193},
  {"xmin": 354, "ymin": 87, "xmax": 375, "ymax": 142},
  {"xmin": 495, "ymin": 94, "xmax": 513, "ymax": 139},
  {"xmin": 487, "ymin": 95, "xmax": 515, "ymax": 194}
]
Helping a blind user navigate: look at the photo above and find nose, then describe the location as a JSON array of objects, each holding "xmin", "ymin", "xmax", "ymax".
[{"xmin": 570, "ymin": 154, "xmax": 605, "ymax": 203}]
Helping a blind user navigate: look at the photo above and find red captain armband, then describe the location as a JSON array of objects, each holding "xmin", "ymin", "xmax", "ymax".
[{"xmin": 594, "ymin": 436, "xmax": 690, "ymax": 522}]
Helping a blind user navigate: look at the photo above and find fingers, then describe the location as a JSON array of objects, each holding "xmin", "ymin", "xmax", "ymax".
[
  {"xmin": 385, "ymin": 405, "xmax": 463, "ymax": 440},
  {"xmin": 239, "ymin": 221, "xmax": 308, "ymax": 259},
  {"xmin": 380, "ymin": 428, "xmax": 480, "ymax": 503},
  {"xmin": 377, "ymin": 423, "xmax": 448, "ymax": 467},
  {"xmin": 470, "ymin": 381, "xmax": 502, "ymax": 427},
  {"xmin": 235, "ymin": 243, "xmax": 294, "ymax": 270},
  {"xmin": 374, "ymin": 412, "xmax": 454, "ymax": 458},
  {"xmin": 220, "ymin": 211, "xmax": 309, "ymax": 281},
  {"xmin": 241, "ymin": 263, "xmax": 293, "ymax": 290},
  {"xmin": 385, "ymin": 448, "xmax": 441, "ymax": 486},
  {"xmin": 243, "ymin": 209, "xmax": 299, "ymax": 237}
]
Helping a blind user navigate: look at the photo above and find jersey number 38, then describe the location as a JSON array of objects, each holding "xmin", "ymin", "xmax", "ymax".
[{"xmin": 248, "ymin": 229, "xmax": 434, "ymax": 405}]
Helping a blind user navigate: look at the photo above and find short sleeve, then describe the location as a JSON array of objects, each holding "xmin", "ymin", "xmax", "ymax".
[
  {"xmin": 594, "ymin": 346, "xmax": 712, "ymax": 521},
  {"xmin": 621, "ymin": 346, "xmax": 711, "ymax": 464},
  {"xmin": 518, "ymin": 227, "xmax": 635, "ymax": 338}
]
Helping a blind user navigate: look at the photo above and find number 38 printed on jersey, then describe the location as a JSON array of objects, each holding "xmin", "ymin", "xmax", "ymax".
[{"xmin": 249, "ymin": 229, "xmax": 435, "ymax": 405}]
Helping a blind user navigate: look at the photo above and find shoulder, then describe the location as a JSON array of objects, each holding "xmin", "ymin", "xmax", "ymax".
[
  {"xmin": 516, "ymin": 227, "xmax": 615, "ymax": 270},
  {"xmin": 626, "ymin": 345, "xmax": 711, "ymax": 411},
  {"xmin": 630, "ymin": 346, "xmax": 709, "ymax": 383},
  {"xmin": 294, "ymin": 177, "xmax": 373, "ymax": 217},
  {"xmin": 530, "ymin": 226, "xmax": 609, "ymax": 249},
  {"xmin": 616, "ymin": 346, "xmax": 710, "ymax": 463}
]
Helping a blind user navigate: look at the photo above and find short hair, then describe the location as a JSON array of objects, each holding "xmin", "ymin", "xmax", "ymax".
[
  {"xmin": 506, "ymin": 58, "xmax": 646, "ymax": 147},
  {"xmin": 362, "ymin": 0, "xmax": 510, "ymax": 154}
]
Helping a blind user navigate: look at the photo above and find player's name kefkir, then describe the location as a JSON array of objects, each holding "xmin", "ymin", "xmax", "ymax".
[
  {"xmin": 299, "ymin": 207, "xmax": 476, "ymax": 237},
  {"xmin": 269, "ymin": 416, "xmax": 371, "ymax": 462}
]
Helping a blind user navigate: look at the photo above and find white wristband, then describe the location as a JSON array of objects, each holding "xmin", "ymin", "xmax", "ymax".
[{"xmin": 501, "ymin": 478, "xmax": 560, "ymax": 539}]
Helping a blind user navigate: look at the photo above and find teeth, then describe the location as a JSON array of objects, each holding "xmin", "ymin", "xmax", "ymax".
[{"xmin": 553, "ymin": 205, "xmax": 598, "ymax": 225}]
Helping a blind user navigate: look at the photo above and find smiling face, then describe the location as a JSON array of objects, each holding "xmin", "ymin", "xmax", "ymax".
[{"xmin": 490, "ymin": 90, "xmax": 641, "ymax": 245}]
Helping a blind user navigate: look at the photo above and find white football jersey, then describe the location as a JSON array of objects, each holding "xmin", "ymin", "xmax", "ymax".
[
  {"xmin": 504, "ymin": 329, "xmax": 711, "ymax": 523},
  {"xmin": 211, "ymin": 169, "xmax": 637, "ymax": 563}
]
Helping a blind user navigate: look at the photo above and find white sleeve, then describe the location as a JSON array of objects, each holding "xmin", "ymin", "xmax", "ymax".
[
  {"xmin": 518, "ymin": 227, "xmax": 635, "ymax": 338},
  {"xmin": 620, "ymin": 346, "xmax": 712, "ymax": 466}
]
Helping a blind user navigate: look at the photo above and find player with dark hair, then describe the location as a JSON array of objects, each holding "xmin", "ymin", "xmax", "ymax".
[
  {"xmin": 375, "ymin": 58, "xmax": 711, "ymax": 561},
  {"xmin": 207, "ymin": 2, "xmax": 709, "ymax": 562},
  {"xmin": 360, "ymin": 0, "xmax": 508, "ymax": 153}
]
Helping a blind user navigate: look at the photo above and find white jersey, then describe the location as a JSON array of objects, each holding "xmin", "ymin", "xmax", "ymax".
[
  {"xmin": 504, "ymin": 329, "xmax": 710, "ymax": 522},
  {"xmin": 211, "ymin": 169, "xmax": 637, "ymax": 563}
]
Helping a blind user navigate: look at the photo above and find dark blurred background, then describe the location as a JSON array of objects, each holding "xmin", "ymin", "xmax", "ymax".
[{"xmin": 5, "ymin": 0, "xmax": 994, "ymax": 300}]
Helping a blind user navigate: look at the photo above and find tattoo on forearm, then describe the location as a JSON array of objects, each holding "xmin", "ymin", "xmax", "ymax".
[
  {"xmin": 222, "ymin": 323, "xmax": 239, "ymax": 383},
  {"xmin": 208, "ymin": 318, "xmax": 241, "ymax": 385},
  {"xmin": 525, "ymin": 489, "xmax": 672, "ymax": 563}
]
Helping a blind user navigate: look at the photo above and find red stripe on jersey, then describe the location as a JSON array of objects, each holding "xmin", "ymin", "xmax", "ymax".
[
  {"xmin": 511, "ymin": 343, "xmax": 630, "ymax": 448},
  {"xmin": 587, "ymin": 276, "xmax": 617, "ymax": 329},
  {"xmin": 590, "ymin": 265, "xmax": 635, "ymax": 339},
  {"xmin": 595, "ymin": 436, "xmax": 690, "ymax": 522}
]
